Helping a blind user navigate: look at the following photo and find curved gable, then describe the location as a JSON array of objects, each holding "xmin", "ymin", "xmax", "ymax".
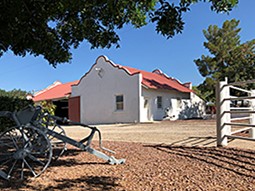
[
  {"xmin": 71, "ymin": 55, "xmax": 142, "ymax": 124},
  {"xmin": 72, "ymin": 55, "xmax": 192, "ymax": 94},
  {"xmin": 73, "ymin": 55, "xmax": 140, "ymax": 88}
]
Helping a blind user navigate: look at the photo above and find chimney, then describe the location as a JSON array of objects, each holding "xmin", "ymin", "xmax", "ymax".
[{"xmin": 183, "ymin": 82, "xmax": 192, "ymax": 89}]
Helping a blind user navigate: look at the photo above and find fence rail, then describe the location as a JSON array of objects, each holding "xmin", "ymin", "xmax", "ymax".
[{"xmin": 216, "ymin": 78, "xmax": 255, "ymax": 146}]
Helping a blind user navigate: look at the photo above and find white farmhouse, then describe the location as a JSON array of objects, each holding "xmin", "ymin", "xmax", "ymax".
[{"xmin": 69, "ymin": 56, "xmax": 205, "ymax": 124}]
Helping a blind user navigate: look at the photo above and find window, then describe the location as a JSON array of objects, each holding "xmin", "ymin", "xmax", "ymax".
[
  {"xmin": 177, "ymin": 97, "xmax": 182, "ymax": 107},
  {"xmin": 144, "ymin": 99, "xmax": 148, "ymax": 108},
  {"xmin": 157, "ymin": 96, "xmax": 162, "ymax": 109},
  {"xmin": 116, "ymin": 95, "xmax": 124, "ymax": 110}
]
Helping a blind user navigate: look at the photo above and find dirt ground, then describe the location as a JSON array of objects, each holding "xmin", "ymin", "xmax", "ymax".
[
  {"xmin": 64, "ymin": 119, "xmax": 255, "ymax": 150},
  {"xmin": 0, "ymin": 119, "xmax": 255, "ymax": 190}
]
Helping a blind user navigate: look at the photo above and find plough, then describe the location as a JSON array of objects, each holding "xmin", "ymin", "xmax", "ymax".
[{"xmin": 0, "ymin": 105, "xmax": 125, "ymax": 180}]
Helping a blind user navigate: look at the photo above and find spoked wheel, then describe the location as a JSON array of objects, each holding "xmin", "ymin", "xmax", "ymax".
[
  {"xmin": 0, "ymin": 126, "xmax": 52, "ymax": 181},
  {"xmin": 47, "ymin": 124, "xmax": 67, "ymax": 160}
]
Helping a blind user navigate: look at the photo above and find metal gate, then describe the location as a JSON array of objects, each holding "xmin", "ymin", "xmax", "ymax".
[{"xmin": 216, "ymin": 78, "xmax": 255, "ymax": 146}]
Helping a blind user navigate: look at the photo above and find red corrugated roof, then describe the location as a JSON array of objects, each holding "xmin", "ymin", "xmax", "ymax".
[
  {"xmin": 117, "ymin": 65, "xmax": 192, "ymax": 93},
  {"xmin": 33, "ymin": 81, "xmax": 78, "ymax": 102},
  {"xmin": 33, "ymin": 59, "xmax": 192, "ymax": 102}
]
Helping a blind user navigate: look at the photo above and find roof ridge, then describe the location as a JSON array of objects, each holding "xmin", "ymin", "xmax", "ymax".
[
  {"xmin": 152, "ymin": 69, "xmax": 192, "ymax": 90},
  {"xmin": 114, "ymin": 64, "xmax": 134, "ymax": 75},
  {"xmin": 73, "ymin": 55, "xmax": 140, "ymax": 87},
  {"xmin": 119, "ymin": 65, "xmax": 191, "ymax": 92},
  {"xmin": 34, "ymin": 81, "xmax": 62, "ymax": 96}
]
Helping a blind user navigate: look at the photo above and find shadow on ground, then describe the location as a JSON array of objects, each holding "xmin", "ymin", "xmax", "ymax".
[
  {"xmin": 0, "ymin": 176, "xmax": 120, "ymax": 191},
  {"xmin": 168, "ymin": 136, "xmax": 237, "ymax": 147},
  {"xmin": 170, "ymin": 136, "xmax": 217, "ymax": 146},
  {"xmin": 145, "ymin": 144, "xmax": 255, "ymax": 179},
  {"xmin": 0, "ymin": 148, "xmax": 111, "ymax": 191}
]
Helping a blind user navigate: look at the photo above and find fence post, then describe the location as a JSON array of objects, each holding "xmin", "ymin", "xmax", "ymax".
[
  {"xmin": 249, "ymin": 90, "xmax": 255, "ymax": 139},
  {"xmin": 216, "ymin": 78, "xmax": 231, "ymax": 146}
]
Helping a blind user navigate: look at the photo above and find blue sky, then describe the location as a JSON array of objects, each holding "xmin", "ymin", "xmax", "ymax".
[{"xmin": 0, "ymin": 1, "xmax": 254, "ymax": 92}]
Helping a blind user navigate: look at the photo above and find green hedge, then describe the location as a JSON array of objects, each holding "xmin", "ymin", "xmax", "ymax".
[{"xmin": 0, "ymin": 96, "xmax": 33, "ymax": 132}]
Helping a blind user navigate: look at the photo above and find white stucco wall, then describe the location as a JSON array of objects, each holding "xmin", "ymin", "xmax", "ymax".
[
  {"xmin": 141, "ymin": 88, "xmax": 190, "ymax": 121},
  {"xmin": 140, "ymin": 88, "xmax": 205, "ymax": 121},
  {"xmin": 71, "ymin": 56, "xmax": 141, "ymax": 124},
  {"xmin": 189, "ymin": 92, "xmax": 206, "ymax": 117}
]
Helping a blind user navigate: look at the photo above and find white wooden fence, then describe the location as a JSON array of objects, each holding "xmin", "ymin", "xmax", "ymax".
[{"xmin": 216, "ymin": 78, "xmax": 255, "ymax": 146}]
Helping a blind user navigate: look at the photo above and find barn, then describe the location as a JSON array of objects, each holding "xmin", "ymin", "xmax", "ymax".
[
  {"xmin": 70, "ymin": 56, "xmax": 205, "ymax": 124},
  {"xmin": 33, "ymin": 56, "xmax": 205, "ymax": 124}
]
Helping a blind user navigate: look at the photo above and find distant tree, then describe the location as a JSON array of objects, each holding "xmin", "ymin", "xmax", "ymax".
[
  {"xmin": 0, "ymin": 89, "xmax": 33, "ymax": 131},
  {"xmin": 192, "ymin": 85, "xmax": 205, "ymax": 100},
  {"xmin": 0, "ymin": 0, "xmax": 238, "ymax": 66},
  {"xmin": 195, "ymin": 19, "xmax": 255, "ymax": 102},
  {"xmin": 0, "ymin": 89, "xmax": 28, "ymax": 98}
]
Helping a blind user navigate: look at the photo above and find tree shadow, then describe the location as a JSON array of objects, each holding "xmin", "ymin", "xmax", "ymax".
[
  {"xmin": 50, "ymin": 146, "xmax": 110, "ymax": 167},
  {"xmin": 145, "ymin": 144, "xmax": 255, "ymax": 179},
  {"xmin": 143, "ymin": 79, "xmax": 175, "ymax": 91},
  {"xmin": 49, "ymin": 176, "xmax": 119, "ymax": 191},
  {"xmin": 0, "ymin": 175, "xmax": 121, "ymax": 191},
  {"xmin": 36, "ymin": 176, "xmax": 120, "ymax": 191},
  {"xmin": 178, "ymin": 101, "xmax": 205, "ymax": 119},
  {"xmin": 50, "ymin": 158, "xmax": 107, "ymax": 168},
  {"xmin": 0, "ymin": 148, "xmax": 109, "ymax": 189}
]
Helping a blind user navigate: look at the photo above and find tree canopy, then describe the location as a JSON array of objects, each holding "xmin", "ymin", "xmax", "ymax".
[
  {"xmin": 0, "ymin": 89, "xmax": 32, "ymax": 131},
  {"xmin": 195, "ymin": 19, "xmax": 255, "ymax": 102},
  {"xmin": 0, "ymin": 0, "xmax": 238, "ymax": 66},
  {"xmin": 0, "ymin": 88, "xmax": 29, "ymax": 98}
]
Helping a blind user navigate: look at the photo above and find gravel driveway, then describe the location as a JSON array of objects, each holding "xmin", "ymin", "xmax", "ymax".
[
  {"xmin": 1, "ymin": 119, "xmax": 254, "ymax": 191},
  {"xmin": 64, "ymin": 119, "xmax": 255, "ymax": 150}
]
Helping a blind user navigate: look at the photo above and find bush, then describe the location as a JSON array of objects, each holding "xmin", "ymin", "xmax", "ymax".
[
  {"xmin": 0, "ymin": 96, "xmax": 33, "ymax": 132},
  {"xmin": 38, "ymin": 100, "xmax": 56, "ymax": 116}
]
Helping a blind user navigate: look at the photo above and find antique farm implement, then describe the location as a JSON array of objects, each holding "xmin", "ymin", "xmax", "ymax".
[{"xmin": 0, "ymin": 105, "xmax": 125, "ymax": 180}]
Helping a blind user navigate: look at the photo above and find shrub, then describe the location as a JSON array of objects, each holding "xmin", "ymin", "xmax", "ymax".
[{"xmin": 0, "ymin": 96, "xmax": 33, "ymax": 132}]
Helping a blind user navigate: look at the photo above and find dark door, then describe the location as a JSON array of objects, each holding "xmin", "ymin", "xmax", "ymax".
[{"xmin": 68, "ymin": 96, "xmax": 80, "ymax": 122}]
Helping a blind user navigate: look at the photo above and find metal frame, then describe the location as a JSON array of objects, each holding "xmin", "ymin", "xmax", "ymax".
[
  {"xmin": 0, "ymin": 105, "xmax": 125, "ymax": 180},
  {"xmin": 216, "ymin": 78, "xmax": 255, "ymax": 146}
]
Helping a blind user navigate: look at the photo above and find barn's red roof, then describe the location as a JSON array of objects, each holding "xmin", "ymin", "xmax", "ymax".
[
  {"xmin": 116, "ymin": 65, "xmax": 192, "ymax": 93},
  {"xmin": 33, "ymin": 81, "xmax": 78, "ymax": 102},
  {"xmin": 33, "ymin": 58, "xmax": 192, "ymax": 102}
]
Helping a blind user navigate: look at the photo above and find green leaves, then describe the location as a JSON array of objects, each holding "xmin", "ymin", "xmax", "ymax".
[
  {"xmin": 0, "ymin": 0, "xmax": 238, "ymax": 66},
  {"xmin": 150, "ymin": 1, "xmax": 190, "ymax": 38},
  {"xmin": 210, "ymin": 0, "xmax": 238, "ymax": 13},
  {"xmin": 181, "ymin": 0, "xmax": 238, "ymax": 13},
  {"xmin": 0, "ymin": 89, "xmax": 28, "ymax": 99},
  {"xmin": 0, "ymin": 89, "xmax": 33, "ymax": 132},
  {"xmin": 195, "ymin": 19, "xmax": 255, "ymax": 102}
]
